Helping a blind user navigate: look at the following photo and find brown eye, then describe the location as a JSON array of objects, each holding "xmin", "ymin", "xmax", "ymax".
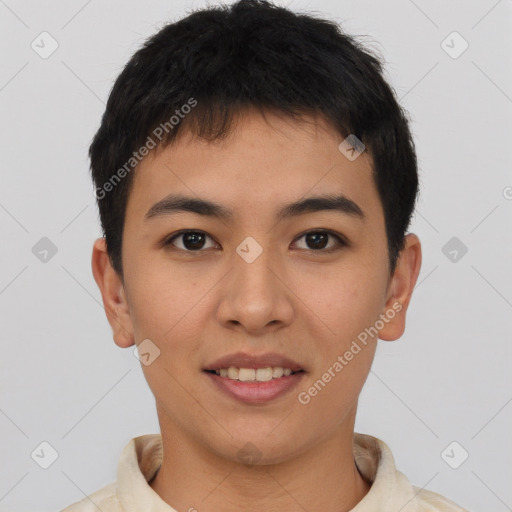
[
  {"xmin": 163, "ymin": 229, "xmax": 347, "ymax": 254},
  {"xmin": 305, "ymin": 232, "xmax": 329, "ymax": 250},
  {"xmin": 293, "ymin": 230, "xmax": 347, "ymax": 253},
  {"xmin": 164, "ymin": 231, "xmax": 217, "ymax": 251}
]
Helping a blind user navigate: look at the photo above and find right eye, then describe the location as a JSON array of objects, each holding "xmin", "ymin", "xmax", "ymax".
[{"xmin": 163, "ymin": 230, "xmax": 219, "ymax": 252}]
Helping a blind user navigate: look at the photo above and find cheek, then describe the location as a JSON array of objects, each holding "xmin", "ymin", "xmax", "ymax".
[
  {"xmin": 125, "ymin": 254, "xmax": 197, "ymax": 335},
  {"xmin": 128, "ymin": 267, "xmax": 201, "ymax": 403},
  {"xmin": 303, "ymin": 263, "xmax": 386, "ymax": 340},
  {"xmin": 297, "ymin": 276, "xmax": 380, "ymax": 419},
  {"xmin": 295, "ymin": 265, "xmax": 383, "ymax": 415},
  {"xmin": 126, "ymin": 263, "xmax": 210, "ymax": 383},
  {"xmin": 297, "ymin": 348, "xmax": 375, "ymax": 438}
]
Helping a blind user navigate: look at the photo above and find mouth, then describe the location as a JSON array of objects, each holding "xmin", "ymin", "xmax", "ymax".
[
  {"xmin": 203, "ymin": 367, "xmax": 305, "ymax": 381},
  {"xmin": 203, "ymin": 351, "xmax": 305, "ymax": 375},
  {"xmin": 203, "ymin": 369, "xmax": 306, "ymax": 404},
  {"xmin": 202, "ymin": 351, "xmax": 307, "ymax": 404}
]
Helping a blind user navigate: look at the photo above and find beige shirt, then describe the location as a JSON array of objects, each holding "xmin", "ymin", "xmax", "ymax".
[{"xmin": 61, "ymin": 433, "xmax": 470, "ymax": 512}]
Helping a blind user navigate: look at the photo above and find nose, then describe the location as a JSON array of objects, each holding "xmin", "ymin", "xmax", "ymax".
[{"xmin": 216, "ymin": 244, "xmax": 295, "ymax": 335}]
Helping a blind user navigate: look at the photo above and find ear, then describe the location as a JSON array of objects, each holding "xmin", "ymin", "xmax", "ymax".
[
  {"xmin": 378, "ymin": 233, "xmax": 422, "ymax": 341},
  {"xmin": 91, "ymin": 237, "xmax": 135, "ymax": 348}
]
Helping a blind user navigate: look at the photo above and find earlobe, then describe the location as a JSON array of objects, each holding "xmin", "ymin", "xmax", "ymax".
[
  {"xmin": 378, "ymin": 233, "xmax": 422, "ymax": 342},
  {"xmin": 91, "ymin": 237, "xmax": 135, "ymax": 348}
]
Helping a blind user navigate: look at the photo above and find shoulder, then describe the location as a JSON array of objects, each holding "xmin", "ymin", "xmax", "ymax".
[
  {"xmin": 59, "ymin": 482, "xmax": 120, "ymax": 512},
  {"xmin": 412, "ymin": 485, "xmax": 471, "ymax": 512}
]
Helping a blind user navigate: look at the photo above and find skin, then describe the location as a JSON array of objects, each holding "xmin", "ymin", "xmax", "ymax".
[{"xmin": 92, "ymin": 108, "xmax": 422, "ymax": 512}]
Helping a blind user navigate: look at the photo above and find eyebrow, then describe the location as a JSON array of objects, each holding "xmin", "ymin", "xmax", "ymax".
[{"xmin": 144, "ymin": 193, "xmax": 365, "ymax": 222}]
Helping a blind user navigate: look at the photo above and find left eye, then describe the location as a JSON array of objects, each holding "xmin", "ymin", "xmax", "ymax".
[
  {"xmin": 293, "ymin": 230, "xmax": 346, "ymax": 252},
  {"xmin": 163, "ymin": 230, "xmax": 346, "ymax": 253}
]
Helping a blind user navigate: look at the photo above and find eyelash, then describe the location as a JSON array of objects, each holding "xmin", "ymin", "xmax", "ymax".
[{"xmin": 162, "ymin": 229, "xmax": 348, "ymax": 254}]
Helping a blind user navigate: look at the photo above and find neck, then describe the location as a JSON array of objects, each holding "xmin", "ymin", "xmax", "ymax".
[{"xmin": 149, "ymin": 408, "xmax": 372, "ymax": 512}]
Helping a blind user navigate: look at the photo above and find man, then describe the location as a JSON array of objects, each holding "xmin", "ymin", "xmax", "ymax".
[{"xmin": 62, "ymin": 1, "xmax": 469, "ymax": 510}]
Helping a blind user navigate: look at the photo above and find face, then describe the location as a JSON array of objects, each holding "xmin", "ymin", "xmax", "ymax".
[{"xmin": 93, "ymin": 109, "xmax": 421, "ymax": 464}]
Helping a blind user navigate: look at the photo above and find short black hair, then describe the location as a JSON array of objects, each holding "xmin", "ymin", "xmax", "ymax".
[{"xmin": 90, "ymin": 0, "xmax": 419, "ymax": 280}]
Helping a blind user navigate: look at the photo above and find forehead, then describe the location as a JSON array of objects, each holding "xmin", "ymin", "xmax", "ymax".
[{"xmin": 124, "ymin": 110, "xmax": 382, "ymax": 227}]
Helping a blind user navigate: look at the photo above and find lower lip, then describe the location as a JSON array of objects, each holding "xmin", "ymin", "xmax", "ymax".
[{"xmin": 204, "ymin": 371, "xmax": 305, "ymax": 404}]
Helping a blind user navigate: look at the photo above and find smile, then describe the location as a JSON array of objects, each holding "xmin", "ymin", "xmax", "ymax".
[
  {"xmin": 204, "ymin": 368, "xmax": 306, "ymax": 404},
  {"xmin": 206, "ymin": 366, "xmax": 303, "ymax": 381}
]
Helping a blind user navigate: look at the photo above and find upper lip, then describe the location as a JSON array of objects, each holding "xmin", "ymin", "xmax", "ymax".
[{"xmin": 203, "ymin": 351, "xmax": 304, "ymax": 372}]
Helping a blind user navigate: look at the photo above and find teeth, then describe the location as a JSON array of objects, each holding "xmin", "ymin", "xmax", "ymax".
[
  {"xmin": 213, "ymin": 366, "xmax": 298, "ymax": 381},
  {"xmin": 273, "ymin": 367, "xmax": 284, "ymax": 378}
]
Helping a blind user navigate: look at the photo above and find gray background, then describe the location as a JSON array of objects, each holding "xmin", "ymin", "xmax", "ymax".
[{"xmin": 1, "ymin": 1, "xmax": 511, "ymax": 511}]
